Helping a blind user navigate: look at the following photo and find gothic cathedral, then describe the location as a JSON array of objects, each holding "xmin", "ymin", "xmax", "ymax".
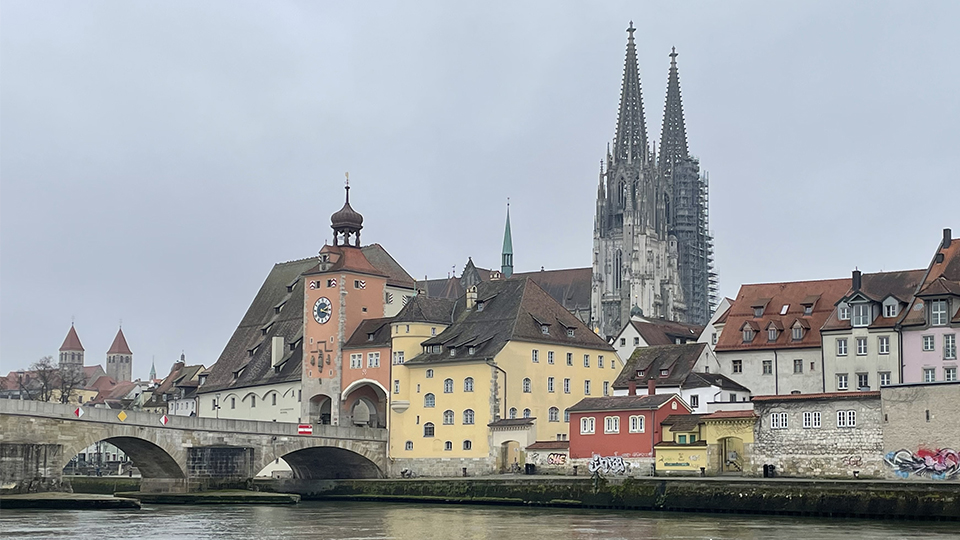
[{"xmin": 592, "ymin": 23, "xmax": 717, "ymax": 338}]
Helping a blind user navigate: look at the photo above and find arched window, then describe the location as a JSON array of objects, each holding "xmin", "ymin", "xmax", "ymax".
[
  {"xmin": 405, "ymin": 441, "xmax": 413, "ymax": 451},
  {"xmin": 424, "ymin": 393, "xmax": 435, "ymax": 408},
  {"xmin": 564, "ymin": 408, "xmax": 570, "ymax": 423},
  {"xmin": 444, "ymin": 378, "xmax": 454, "ymax": 393},
  {"xmin": 523, "ymin": 408, "xmax": 531, "ymax": 418},
  {"xmin": 423, "ymin": 422, "xmax": 435, "ymax": 437},
  {"xmin": 444, "ymin": 441, "xmax": 452, "ymax": 451},
  {"xmin": 614, "ymin": 249, "xmax": 623, "ymax": 290},
  {"xmin": 509, "ymin": 407, "xmax": 517, "ymax": 419},
  {"xmin": 443, "ymin": 410, "xmax": 454, "ymax": 425},
  {"xmin": 463, "ymin": 440, "xmax": 472, "ymax": 450},
  {"xmin": 548, "ymin": 407, "xmax": 560, "ymax": 422},
  {"xmin": 463, "ymin": 409, "xmax": 475, "ymax": 425},
  {"xmin": 464, "ymin": 377, "xmax": 474, "ymax": 392},
  {"xmin": 522, "ymin": 378, "xmax": 532, "ymax": 393}
]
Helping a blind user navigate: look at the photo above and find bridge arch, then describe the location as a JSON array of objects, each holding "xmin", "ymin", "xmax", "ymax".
[
  {"xmin": 61, "ymin": 432, "xmax": 186, "ymax": 479},
  {"xmin": 257, "ymin": 440, "xmax": 383, "ymax": 480}
]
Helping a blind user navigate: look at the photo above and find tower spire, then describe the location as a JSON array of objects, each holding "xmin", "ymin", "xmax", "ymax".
[
  {"xmin": 501, "ymin": 200, "xmax": 513, "ymax": 278},
  {"xmin": 613, "ymin": 21, "xmax": 648, "ymax": 164},
  {"xmin": 659, "ymin": 46, "xmax": 689, "ymax": 176}
]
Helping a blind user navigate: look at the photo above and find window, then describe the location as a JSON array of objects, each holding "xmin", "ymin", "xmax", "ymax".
[
  {"xmin": 880, "ymin": 372, "xmax": 891, "ymax": 387},
  {"xmin": 604, "ymin": 416, "xmax": 620, "ymax": 434},
  {"xmin": 803, "ymin": 411, "xmax": 821, "ymax": 428},
  {"xmin": 768, "ymin": 327, "xmax": 778, "ymax": 342},
  {"xmin": 690, "ymin": 395, "xmax": 699, "ymax": 408},
  {"xmin": 468, "ymin": 346, "xmax": 475, "ymax": 355},
  {"xmin": 566, "ymin": 353, "xmax": 573, "ymax": 366},
  {"xmin": 879, "ymin": 336, "xmax": 890, "ymax": 355},
  {"xmin": 732, "ymin": 359, "xmax": 743, "ymax": 373},
  {"xmin": 678, "ymin": 435, "xmax": 687, "ymax": 444},
  {"xmin": 611, "ymin": 359, "xmax": 617, "ymax": 370},
  {"xmin": 853, "ymin": 304, "xmax": 870, "ymax": 327},
  {"xmin": 711, "ymin": 333, "xmax": 718, "ymax": 345},
  {"xmin": 857, "ymin": 373, "xmax": 869, "ymax": 390},
  {"xmin": 509, "ymin": 407, "xmax": 517, "ymax": 419},
  {"xmin": 250, "ymin": 395, "xmax": 256, "ymax": 408},
  {"xmin": 424, "ymin": 393, "xmax": 435, "ymax": 408},
  {"xmin": 599, "ymin": 356, "xmax": 604, "ymax": 368},
  {"xmin": 603, "ymin": 381, "xmax": 610, "ymax": 396},
  {"xmin": 743, "ymin": 328, "xmax": 755, "ymax": 343},
  {"xmin": 580, "ymin": 417, "xmax": 595, "ymax": 434},
  {"xmin": 564, "ymin": 409, "xmax": 571, "ymax": 422},
  {"xmin": 464, "ymin": 377, "xmax": 474, "ymax": 392},
  {"xmin": 633, "ymin": 337, "xmax": 640, "ymax": 346},
  {"xmin": 393, "ymin": 380, "xmax": 400, "ymax": 394},
  {"xmin": 837, "ymin": 338, "xmax": 848, "ymax": 356},
  {"xmin": 856, "ymin": 338, "xmax": 868, "ymax": 356},
  {"xmin": 547, "ymin": 377, "xmax": 555, "ymax": 393},
  {"xmin": 272, "ymin": 393, "xmax": 277, "ymax": 406},
  {"xmin": 584, "ymin": 380, "xmax": 591, "ymax": 395},
  {"xmin": 837, "ymin": 410, "xmax": 857, "ymax": 428},
  {"xmin": 541, "ymin": 325, "xmax": 549, "ymax": 335},
  {"xmin": 393, "ymin": 351, "xmax": 405, "ymax": 365},
  {"xmin": 367, "ymin": 352, "xmax": 380, "ymax": 368},
  {"xmin": 803, "ymin": 305, "xmax": 813, "ymax": 315},
  {"xmin": 548, "ymin": 407, "xmax": 559, "ymax": 422},
  {"xmin": 792, "ymin": 327, "xmax": 804, "ymax": 341},
  {"xmin": 567, "ymin": 328, "xmax": 575, "ymax": 338},
  {"xmin": 463, "ymin": 440, "xmax": 472, "ymax": 450},
  {"xmin": 405, "ymin": 441, "xmax": 413, "ymax": 451},
  {"xmin": 444, "ymin": 441, "xmax": 452, "ymax": 451},
  {"xmin": 522, "ymin": 378, "xmax": 532, "ymax": 393},
  {"xmin": 629, "ymin": 415, "xmax": 645, "ymax": 433},
  {"xmin": 923, "ymin": 368, "xmax": 936, "ymax": 383},
  {"xmin": 523, "ymin": 408, "xmax": 531, "ymax": 418},
  {"xmin": 532, "ymin": 350, "xmax": 539, "ymax": 363},
  {"xmin": 931, "ymin": 300, "xmax": 948, "ymax": 326},
  {"xmin": 754, "ymin": 307, "xmax": 764, "ymax": 317},
  {"xmin": 443, "ymin": 378, "xmax": 454, "ymax": 393},
  {"xmin": 548, "ymin": 351, "xmax": 555, "ymax": 364},
  {"xmin": 762, "ymin": 360, "xmax": 772, "ymax": 375},
  {"xmin": 443, "ymin": 410, "xmax": 454, "ymax": 425},
  {"xmin": 426, "ymin": 369, "xmax": 434, "ymax": 378},
  {"xmin": 620, "ymin": 338, "xmax": 626, "ymax": 346},
  {"xmin": 884, "ymin": 303, "xmax": 898, "ymax": 318},
  {"xmin": 476, "ymin": 302, "xmax": 484, "ymax": 312},
  {"xmin": 945, "ymin": 334, "xmax": 957, "ymax": 360},
  {"xmin": 563, "ymin": 378, "xmax": 571, "ymax": 394},
  {"xmin": 923, "ymin": 335, "xmax": 935, "ymax": 351},
  {"xmin": 839, "ymin": 305, "xmax": 850, "ymax": 320},
  {"xmin": 945, "ymin": 367, "xmax": 957, "ymax": 382},
  {"xmin": 770, "ymin": 412, "xmax": 788, "ymax": 429},
  {"xmin": 583, "ymin": 354, "xmax": 590, "ymax": 368},
  {"xmin": 431, "ymin": 327, "xmax": 437, "ymax": 336},
  {"xmin": 793, "ymin": 359, "xmax": 803, "ymax": 374},
  {"xmin": 230, "ymin": 397, "xmax": 236, "ymax": 409},
  {"xmin": 463, "ymin": 409, "xmax": 475, "ymax": 425},
  {"xmin": 660, "ymin": 369, "xmax": 669, "ymax": 377},
  {"xmin": 423, "ymin": 423, "xmax": 434, "ymax": 437},
  {"xmin": 350, "ymin": 353, "xmax": 362, "ymax": 369},
  {"xmin": 837, "ymin": 374, "xmax": 849, "ymax": 390}
]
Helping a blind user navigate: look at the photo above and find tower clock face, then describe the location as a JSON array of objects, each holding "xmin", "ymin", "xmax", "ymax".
[{"xmin": 313, "ymin": 297, "xmax": 332, "ymax": 324}]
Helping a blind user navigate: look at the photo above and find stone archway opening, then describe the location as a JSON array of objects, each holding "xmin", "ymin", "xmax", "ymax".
[
  {"xmin": 64, "ymin": 436, "xmax": 185, "ymax": 479},
  {"xmin": 341, "ymin": 380, "xmax": 388, "ymax": 428},
  {"xmin": 279, "ymin": 446, "xmax": 382, "ymax": 479},
  {"xmin": 719, "ymin": 436, "xmax": 744, "ymax": 474},
  {"xmin": 499, "ymin": 440, "xmax": 523, "ymax": 473},
  {"xmin": 309, "ymin": 394, "xmax": 333, "ymax": 425}
]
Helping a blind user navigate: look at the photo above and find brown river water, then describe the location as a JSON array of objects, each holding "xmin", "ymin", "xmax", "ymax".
[{"xmin": 1, "ymin": 500, "xmax": 958, "ymax": 539}]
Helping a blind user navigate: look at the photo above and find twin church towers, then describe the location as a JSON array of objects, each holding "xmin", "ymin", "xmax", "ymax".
[{"xmin": 591, "ymin": 23, "xmax": 717, "ymax": 337}]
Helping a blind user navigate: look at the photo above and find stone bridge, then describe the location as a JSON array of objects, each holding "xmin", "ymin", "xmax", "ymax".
[{"xmin": 0, "ymin": 399, "xmax": 387, "ymax": 493}]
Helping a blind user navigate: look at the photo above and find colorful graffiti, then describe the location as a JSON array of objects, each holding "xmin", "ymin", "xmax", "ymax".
[
  {"xmin": 547, "ymin": 453, "xmax": 567, "ymax": 465},
  {"xmin": 588, "ymin": 454, "xmax": 629, "ymax": 476},
  {"xmin": 885, "ymin": 448, "xmax": 959, "ymax": 480}
]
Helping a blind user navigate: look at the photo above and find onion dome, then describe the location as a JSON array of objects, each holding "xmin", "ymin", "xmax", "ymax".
[{"xmin": 331, "ymin": 183, "xmax": 363, "ymax": 246}]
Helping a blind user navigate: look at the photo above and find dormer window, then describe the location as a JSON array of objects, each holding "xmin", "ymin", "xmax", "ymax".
[
  {"xmin": 803, "ymin": 305, "xmax": 813, "ymax": 315},
  {"xmin": 541, "ymin": 324, "xmax": 550, "ymax": 335},
  {"xmin": 468, "ymin": 346, "xmax": 476, "ymax": 355},
  {"xmin": 883, "ymin": 302, "xmax": 898, "ymax": 318},
  {"xmin": 931, "ymin": 300, "xmax": 948, "ymax": 326},
  {"xmin": 637, "ymin": 370, "xmax": 645, "ymax": 377},
  {"xmin": 367, "ymin": 333, "xmax": 375, "ymax": 342},
  {"xmin": 792, "ymin": 326, "xmax": 804, "ymax": 340},
  {"xmin": 476, "ymin": 301, "xmax": 484, "ymax": 312},
  {"xmin": 567, "ymin": 328, "xmax": 575, "ymax": 338},
  {"xmin": 449, "ymin": 348, "xmax": 456, "ymax": 357},
  {"xmin": 660, "ymin": 369, "xmax": 669, "ymax": 377},
  {"xmin": 768, "ymin": 327, "xmax": 778, "ymax": 342},
  {"xmin": 754, "ymin": 307, "xmax": 763, "ymax": 317},
  {"xmin": 852, "ymin": 304, "xmax": 870, "ymax": 327},
  {"xmin": 838, "ymin": 305, "xmax": 850, "ymax": 320},
  {"xmin": 198, "ymin": 374, "xmax": 207, "ymax": 386},
  {"xmin": 743, "ymin": 328, "xmax": 755, "ymax": 343}
]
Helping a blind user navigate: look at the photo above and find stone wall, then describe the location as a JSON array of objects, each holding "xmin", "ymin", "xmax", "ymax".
[
  {"xmin": 881, "ymin": 382, "xmax": 960, "ymax": 481},
  {"xmin": 751, "ymin": 395, "xmax": 883, "ymax": 478},
  {"xmin": 390, "ymin": 456, "xmax": 496, "ymax": 477},
  {"xmin": 569, "ymin": 456, "xmax": 654, "ymax": 477}
]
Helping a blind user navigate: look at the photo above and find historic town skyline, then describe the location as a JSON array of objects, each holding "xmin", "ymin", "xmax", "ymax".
[{"xmin": 2, "ymin": 2, "xmax": 958, "ymax": 379}]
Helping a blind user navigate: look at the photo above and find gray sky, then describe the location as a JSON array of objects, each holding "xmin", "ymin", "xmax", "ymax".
[{"xmin": 2, "ymin": 1, "xmax": 958, "ymax": 380}]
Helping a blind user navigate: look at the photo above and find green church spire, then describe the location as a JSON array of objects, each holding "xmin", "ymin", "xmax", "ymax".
[
  {"xmin": 149, "ymin": 357, "xmax": 156, "ymax": 380},
  {"xmin": 501, "ymin": 201, "xmax": 513, "ymax": 278}
]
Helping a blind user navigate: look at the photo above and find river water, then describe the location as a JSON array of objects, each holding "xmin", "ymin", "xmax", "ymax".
[{"xmin": 2, "ymin": 501, "xmax": 957, "ymax": 539}]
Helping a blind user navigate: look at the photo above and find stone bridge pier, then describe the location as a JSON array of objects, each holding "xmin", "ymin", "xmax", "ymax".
[{"xmin": 0, "ymin": 400, "xmax": 387, "ymax": 493}]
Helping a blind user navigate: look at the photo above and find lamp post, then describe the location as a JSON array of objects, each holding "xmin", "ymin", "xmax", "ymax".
[{"xmin": 16, "ymin": 370, "xmax": 26, "ymax": 400}]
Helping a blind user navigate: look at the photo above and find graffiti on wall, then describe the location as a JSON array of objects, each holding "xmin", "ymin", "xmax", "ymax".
[
  {"xmin": 547, "ymin": 453, "xmax": 567, "ymax": 465},
  {"xmin": 588, "ymin": 454, "xmax": 629, "ymax": 476},
  {"xmin": 840, "ymin": 455, "xmax": 863, "ymax": 467},
  {"xmin": 885, "ymin": 448, "xmax": 959, "ymax": 480}
]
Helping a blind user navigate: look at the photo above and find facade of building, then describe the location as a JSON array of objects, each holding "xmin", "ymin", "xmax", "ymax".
[
  {"xmin": 140, "ymin": 355, "xmax": 204, "ymax": 416},
  {"xmin": 105, "ymin": 327, "xmax": 133, "ymax": 382},
  {"xmin": 715, "ymin": 278, "xmax": 851, "ymax": 395},
  {"xmin": 654, "ymin": 410, "xmax": 757, "ymax": 476},
  {"xmin": 388, "ymin": 277, "xmax": 617, "ymax": 476},
  {"xmin": 881, "ymin": 381, "xmax": 960, "ymax": 480},
  {"xmin": 591, "ymin": 25, "xmax": 716, "ymax": 338},
  {"xmin": 612, "ymin": 317, "xmax": 702, "ymax": 364}
]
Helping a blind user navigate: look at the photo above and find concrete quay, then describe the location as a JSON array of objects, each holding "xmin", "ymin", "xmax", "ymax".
[
  {"xmin": 114, "ymin": 490, "xmax": 300, "ymax": 505},
  {"xmin": 0, "ymin": 492, "xmax": 141, "ymax": 510}
]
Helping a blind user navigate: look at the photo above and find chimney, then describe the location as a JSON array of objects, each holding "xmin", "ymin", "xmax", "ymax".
[
  {"xmin": 852, "ymin": 269, "xmax": 862, "ymax": 291},
  {"xmin": 272, "ymin": 336, "xmax": 285, "ymax": 367},
  {"xmin": 647, "ymin": 379, "xmax": 656, "ymax": 396},
  {"xmin": 628, "ymin": 380, "xmax": 637, "ymax": 396},
  {"xmin": 944, "ymin": 228, "xmax": 952, "ymax": 249},
  {"xmin": 466, "ymin": 286, "xmax": 477, "ymax": 310}
]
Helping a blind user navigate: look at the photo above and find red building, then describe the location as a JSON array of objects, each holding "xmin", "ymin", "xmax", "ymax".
[{"xmin": 568, "ymin": 383, "xmax": 691, "ymax": 468}]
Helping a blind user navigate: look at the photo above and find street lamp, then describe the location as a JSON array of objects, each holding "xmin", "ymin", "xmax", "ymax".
[{"xmin": 16, "ymin": 370, "xmax": 26, "ymax": 400}]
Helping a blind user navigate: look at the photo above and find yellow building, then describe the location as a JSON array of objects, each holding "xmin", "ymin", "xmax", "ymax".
[
  {"xmin": 388, "ymin": 278, "xmax": 617, "ymax": 476},
  {"xmin": 655, "ymin": 410, "xmax": 757, "ymax": 475}
]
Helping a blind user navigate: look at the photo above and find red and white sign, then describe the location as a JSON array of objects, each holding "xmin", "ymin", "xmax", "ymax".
[
  {"xmin": 298, "ymin": 424, "xmax": 313, "ymax": 435},
  {"xmin": 159, "ymin": 415, "xmax": 169, "ymax": 426},
  {"xmin": 74, "ymin": 407, "xmax": 84, "ymax": 418}
]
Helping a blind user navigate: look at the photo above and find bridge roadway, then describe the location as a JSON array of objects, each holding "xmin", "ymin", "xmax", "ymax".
[{"xmin": 0, "ymin": 399, "xmax": 388, "ymax": 493}]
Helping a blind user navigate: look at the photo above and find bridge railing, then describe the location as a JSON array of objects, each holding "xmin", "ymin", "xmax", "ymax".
[{"xmin": 0, "ymin": 398, "xmax": 386, "ymax": 441}]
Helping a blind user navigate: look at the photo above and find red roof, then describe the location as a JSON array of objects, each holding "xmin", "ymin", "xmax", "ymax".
[
  {"xmin": 107, "ymin": 328, "xmax": 133, "ymax": 355},
  {"xmin": 526, "ymin": 441, "xmax": 570, "ymax": 450},
  {"xmin": 703, "ymin": 410, "xmax": 757, "ymax": 419},
  {"xmin": 59, "ymin": 325, "xmax": 84, "ymax": 352}
]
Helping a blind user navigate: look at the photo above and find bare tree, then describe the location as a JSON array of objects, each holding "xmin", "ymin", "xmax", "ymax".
[
  {"xmin": 57, "ymin": 363, "xmax": 87, "ymax": 403},
  {"xmin": 29, "ymin": 356, "xmax": 58, "ymax": 402}
]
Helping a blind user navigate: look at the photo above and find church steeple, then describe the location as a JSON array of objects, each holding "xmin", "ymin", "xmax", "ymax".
[
  {"xmin": 501, "ymin": 202, "xmax": 513, "ymax": 278},
  {"xmin": 658, "ymin": 47, "xmax": 689, "ymax": 177},
  {"xmin": 613, "ymin": 21, "xmax": 649, "ymax": 164},
  {"xmin": 330, "ymin": 174, "xmax": 364, "ymax": 247}
]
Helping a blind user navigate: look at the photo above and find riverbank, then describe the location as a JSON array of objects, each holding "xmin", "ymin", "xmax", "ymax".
[
  {"xmin": 114, "ymin": 489, "xmax": 300, "ymax": 504},
  {"xmin": 0, "ymin": 492, "xmax": 141, "ymax": 510},
  {"xmin": 258, "ymin": 476, "xmax": 960, "ymax": 520}
]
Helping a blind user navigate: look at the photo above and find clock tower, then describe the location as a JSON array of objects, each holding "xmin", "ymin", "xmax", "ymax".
[{"xmin": 300, "ymin": 182, "xmax": 387, "ymax": 425}]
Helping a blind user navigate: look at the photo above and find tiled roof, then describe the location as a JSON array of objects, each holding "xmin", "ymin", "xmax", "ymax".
[
  {"xmin": 393, "ymin": 295, "xmax": 457, "ymax": 325},
  {"xmin": 361, "ymin": 244, "xmax": 416, "ymax": 289},
  {"xmin": 661, "ymin": 413, "xmax": 707, "ymax": 432},
  {"xmin": 822, "ymin": 269, "xmax": 926, "ymax": 332},
  {"xmin": 567, "ymin": 394, "xmax": 675, "ymax": 412},
  {"xmin": 307, "ymin": 244, "xmax": 386, "ymax": 278},
  {"xmin": 526, "ymin": 440, "xmax": 570, "ymax": 450},
  {"xmin": 488, "ymin": 418, "xmax": 535, "ymax": 427},
  {"xmin": 751, "ymin": 391, "xmax": 879, "ymax": 402},
  {"xmin": 613, "ymin": 343, "xmax": 706, "ymax": 389},
  {"xmin": 344, "ymin": 317, "xmax": 393, "ymax": 349},
  {"xmin": 60, "ymin": 325, "xmax": 84, "ymax": 352},
  {"xmin": 703, "ymin": 410, "xmax": 757, "ymax": 420},
  {"xmin": 627, "ymin": 319, "xmax": 703, "ymax": 346},
  {"xmin": 407, "ymin": 278, "xmax": 612, "ymax": 365},
  {"xmin": 107, "ymin": 328, "xmax": 133, "ymax": 355},
  {"xmin": 716, "ymin": 278, "xmax": 850, "ymax": 352},
  {"xmin": 683, "ymin": 372, "xmax": 751, "ymax": 393},
  {"xmin": 900, "ymin": 231, "xmax": 960, "ymax": 328}
]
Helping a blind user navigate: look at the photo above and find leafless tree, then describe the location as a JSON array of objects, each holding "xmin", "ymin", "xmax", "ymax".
[
  {"xmin": 57, "ymin": 363, "xmax": 87, "ymax": 403},
  {"xmin": 28, "ymin": 356, "xmax": 58, "ymax": 401}
]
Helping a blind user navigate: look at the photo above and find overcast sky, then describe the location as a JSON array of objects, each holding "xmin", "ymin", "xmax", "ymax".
[{"xmin": 2, "ymin": 1, "xmax": 958, "ymax": 379}]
